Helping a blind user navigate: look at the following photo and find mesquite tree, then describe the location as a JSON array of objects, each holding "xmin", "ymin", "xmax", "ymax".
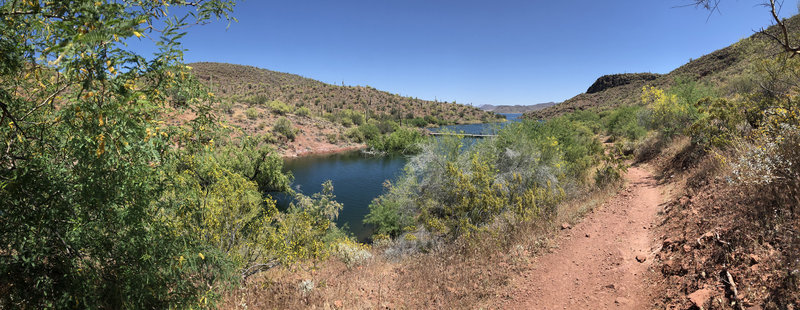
[{"xmin": 0, "ymin": 1, "xmax": 240, "ymax": 308}]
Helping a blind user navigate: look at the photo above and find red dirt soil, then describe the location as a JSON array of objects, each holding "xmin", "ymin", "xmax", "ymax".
[{"xmin": 497, "ymin": 166, "xmax": 665, "ymax": 309}]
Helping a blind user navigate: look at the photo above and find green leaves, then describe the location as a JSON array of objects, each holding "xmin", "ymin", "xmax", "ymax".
[{"xmin": 0, "ymin": 0, "xmax": 240, "ymax": 308}]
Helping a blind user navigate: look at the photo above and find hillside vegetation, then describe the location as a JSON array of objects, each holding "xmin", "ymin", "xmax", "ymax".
[
  {"xmin": 186, "ymin": 62, "xmax": 503, "ymax": 156},
  {"xmin": 525, "ymin": 14, "xmax": 800, "ymax": 119}
]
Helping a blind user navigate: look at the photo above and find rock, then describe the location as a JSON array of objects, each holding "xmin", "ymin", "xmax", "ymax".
[
  {"xmin": 614, "ymin": 296, "xmax": 630, "ymax": 305},
  {"xmin": 688, "ymin": 288, "xmax": 713, "ymax": 309},
  {"xmin": 586, "ymin": 73, "xmax": 661, "ymax": 94},
  {"xmin": 585, "ymin": 233, "xmax": 590, "ymax": 238},
  {"xmin": 333, "ymin": 300, "xmax": 343, "ymax": 309},
  {"xmin": 635, "ymin": 255, "xmax": 647, "ymax": 263},
  {"xmin": 561, "ymin": 223, "xmax": 572, "ymax": 230}
]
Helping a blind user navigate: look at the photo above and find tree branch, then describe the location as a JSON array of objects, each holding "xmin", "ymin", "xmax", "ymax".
[{"xmin": 241, "ymin": 260, "xmax": 280, "ymax": 280}]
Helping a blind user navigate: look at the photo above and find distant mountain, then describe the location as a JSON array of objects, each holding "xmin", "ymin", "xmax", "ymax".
[
  {"xmin": 479, "ymin": 102, "xmax": 558, "ymax": 114},
  {"xmin": 523, "ymin": 15, "xmax": 800, "ymax": 120}
]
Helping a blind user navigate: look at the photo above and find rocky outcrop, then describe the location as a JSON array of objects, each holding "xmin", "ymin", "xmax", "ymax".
[{"xmin": 586, "ymin": 73, "xmax": 661, "ymax": 94}]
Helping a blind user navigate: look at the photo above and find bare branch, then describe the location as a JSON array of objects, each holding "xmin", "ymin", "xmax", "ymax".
[{"xmin": 241, "ymin": 260, "xmax": 280, "ymax": 280}]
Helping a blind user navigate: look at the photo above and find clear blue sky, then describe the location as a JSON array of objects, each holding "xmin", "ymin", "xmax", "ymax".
[{"xmin": 170, "ymin": 0, "xmax": 796, "ymax": 106}]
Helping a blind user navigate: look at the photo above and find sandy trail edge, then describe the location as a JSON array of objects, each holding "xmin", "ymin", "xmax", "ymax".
[{"xmin": 499, "ymin": 166, "xmax": 664, "ymax": 309}]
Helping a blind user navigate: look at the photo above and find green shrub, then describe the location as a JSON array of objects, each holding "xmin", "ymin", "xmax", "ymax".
[
  {"xmin": 367, "ymin": 127, "xmax": 424, "ymax": 154},
  {"xmin": 357, "ymin": 122, "xmax": 382, "ymax": 141},
  {"xmin": 337, "ymin": 109, "xmax": 364, "ymax": 127},
  {"xmin": 345, "ymin": 127, "xmax": 364, "ymax": 143},
  {"xmin": 245, "ymin": 94, "xmax": 270, "ymax": 106},
  {"xmin": 366, "ymin": 114, "xmax": 604, "ymax": 240},
  {"xmin": 273, "ymin": 117, "xmax": 297, "ymax": 141},
  {"xmin": 326, "ymin": 132, "xmax": 339, "ymax": 143},
  {"xmin": 603, "ymin": 105, "xmax": 646, "ymax": 141},
  {"xmin": 296, "ymin": 106, "xmax": 311, "ymax": 117},
  {"xmin": 245, "ymin": 107, "xmax": 260, "ymax": 120},
  {"xmin": 268, "ymin": 100, "xmax": 292, "ymax": 115},
  {"xmin": 641, "ymin": 78, "xmax": 711, "ymax": 139}
]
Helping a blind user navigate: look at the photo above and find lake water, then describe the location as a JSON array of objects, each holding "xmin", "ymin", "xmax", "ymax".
[{"xmin": 278, "ymin": 113, "xmax": 522, "ymax": 242}]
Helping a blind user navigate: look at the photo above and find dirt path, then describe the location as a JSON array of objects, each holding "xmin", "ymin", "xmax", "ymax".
[{"xmin": 499, "ymin": 166, "xmax": 664, "ymax": 309}]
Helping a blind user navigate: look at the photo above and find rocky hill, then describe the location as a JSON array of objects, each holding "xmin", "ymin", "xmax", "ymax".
[
  {"xmin": 190, "ymin": 62, "xmax": 501, "ymax": 124},
  {"xmin": 186, "ymin": 62, "xmax": 505, "ymax": 157},
  {"xmin": 524, "ymin": 14, "xmax": 800, "ymax": 119}
]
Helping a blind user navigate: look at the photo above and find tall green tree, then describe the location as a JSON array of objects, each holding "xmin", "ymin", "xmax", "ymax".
[{"xmin": 0, "ymin": 1, "xmax": 239, "ymax": 308}]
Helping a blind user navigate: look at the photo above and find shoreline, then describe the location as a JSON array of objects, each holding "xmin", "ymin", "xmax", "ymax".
[{"xmin": 280, "ymin": 143, "xmax": 367, "ymax": 159}]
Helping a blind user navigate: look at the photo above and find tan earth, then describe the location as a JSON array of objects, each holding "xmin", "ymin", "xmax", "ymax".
[{"xmin": 497, "ymin": 166, "xmax": 665, "ymax": 309}]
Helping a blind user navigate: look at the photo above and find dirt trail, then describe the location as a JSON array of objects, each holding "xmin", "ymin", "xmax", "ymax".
[{"xmin": 500, "ymin": 166, "xmax": 664, "ymax": 309}]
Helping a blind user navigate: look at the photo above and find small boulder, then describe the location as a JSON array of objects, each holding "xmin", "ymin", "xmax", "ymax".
[
  {"xmin": 635, "ymin": 255, "xmax": 647, "ymax": 263},
  {"xmin": 561, "ymin": 223, "xmax": 572, "ymax": 230},
  {"xmin": 688, "ymin": 288, "xmax": 713, "ymax": 309}
]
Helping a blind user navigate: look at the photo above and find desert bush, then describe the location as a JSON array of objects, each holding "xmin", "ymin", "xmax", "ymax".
[
  {"xmin": 731, "ymin": 106, "xmax": 800, "ymax": 211},
  {"xmin": 296, "ymin": 106, "xmax": 311, "ymax": 117},
  {"xmin": 326, "ymin": 132, "xmax": 339, "ymax": 143},
  {"xmin": 689, "ymin": 97, "xmax": 749, "ymax": 148},
  {"xmin": 344, "ymin": 127, "xmax": 364, "ymax": 143},
  {"xmin": 641, "ymin": 85, "xmax": 701, "ymax": 138},
  {"xmin": 367, "ymin": 127, "xmax": 424, "ymax": 154},
  {"xmin": 333, "ymin": 239, "xmax": 373, "ymax": 268},
  {"xmin": 273, "ymin": 117, "xmax": 297, "ymax": 141},
  {"xmin": 603, "ymin": 105, "xmax": 647, "ymax": 142},
  {"xmin": 245, "ymin": 107, "xmax": 260, "ymax": 120},
  {"xmin": 268, "ymin": 100, "xmax": 293, "ymax": 115},
  {"xmin": 594, "ymin": 145, "xmax": 629, "ymax": 188},
  {"xmin": 357, "ymin": 121, "xmax": 382, "ymax": 141},
  {"xmin": 366, "ymin": 115, "xmax": 603, "ymax": 242},
  {"xmin": 335, "ymin": 109, "xmax": 365, "ymax": 127},
  {"xmin": 244, "ymin": 94, "xmax": 270, "ymax": 106},
  {"xmin": 365, "ymin": 181, "xmax": 422, "ymax": 238}
]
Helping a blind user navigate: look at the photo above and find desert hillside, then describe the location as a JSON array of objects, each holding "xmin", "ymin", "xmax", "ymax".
[
  {"xmin": 187, "ymin": 62, "xmax": 504, "ymax": 156},
  {"xmin": 525, "ymin": 14, "xmax": 800, "ymax": 119}
]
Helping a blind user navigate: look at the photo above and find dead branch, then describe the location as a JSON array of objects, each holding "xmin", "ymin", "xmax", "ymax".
[{"xmin": 242, "ymin": 260, "xmax": 280, "ymax": 280}]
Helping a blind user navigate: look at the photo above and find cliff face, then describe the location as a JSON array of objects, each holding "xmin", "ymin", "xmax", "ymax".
[{"xmin": 585, "ymin": 73, "xmax": 661, "ymax": 94}]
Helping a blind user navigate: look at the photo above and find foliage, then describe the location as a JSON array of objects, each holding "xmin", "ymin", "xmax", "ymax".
[
  {"xmin": 364, "ymin": 181, "xmax": 418, "ymax": 238},
  {"xmin": 730, "ymin": 105, "xmax": 800, "ymax": 210},
  {"xmin": 366, "ymin": 115, "xmax": 603, "ymax": 240},
  {"xmin": 295, "ymin": 106, "xmax": 311, "ymax": 117},
  {"xmin": 267, "ymin": 100, "xmax": 292, "ymax": 115},
  {"xmin": 689, "ymin": 97, "xmax": 748, "ymax": 148},
  {"xmin": 333, "ymin": 239, "xmax": 373, "ymax": 268},
  {"xmin": 273, "ymin": 117, "xmax": 297, "ymax": 141},
  {"xmin": 245, "ymin": 107, "xmax": 260, "ymax": 120},
  {"xmin": 0, "ymin": 0, "xmax": 241, "ymax": 308},
  {"xmin": 603, "ymin": 105, "xmax": 646, "ymax": 141},
  {"xmin": 272, "ymin": 181, "xmax": 348, "ymax": 265},
  {"xmin": 367, "ymin": 126, "xmax": 424, "ymax": 154},
  {"xmin": 212, "ymin": 135, "xmax": 292, "ymax": 193},
  {"xmin": 641, "ymin": 85, "xmax": 700, "ymax": 138},
  {"xmin": 594, "ymin": 144, "xmax": 629, "ymax": 188}
]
